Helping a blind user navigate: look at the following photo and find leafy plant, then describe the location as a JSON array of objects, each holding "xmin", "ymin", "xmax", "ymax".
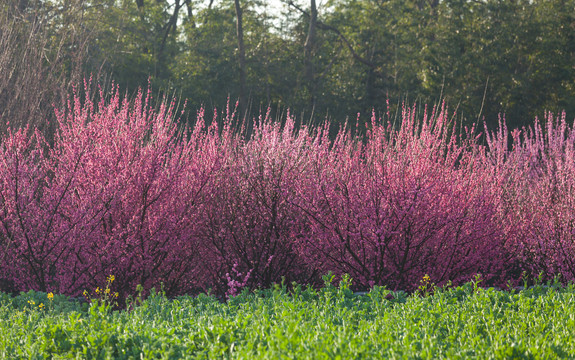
[{"xmin": 2, "ymin": 280, "xmax": 575, "ymax": 358}]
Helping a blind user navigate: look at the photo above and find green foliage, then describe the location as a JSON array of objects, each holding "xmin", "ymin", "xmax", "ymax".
[
  {"xmin": 2, "ymin": 278, "xmax": 575, "ymax": 358},
  {"xmin": 3, "ymin": 0, "xmax": 574, "ymax": 132}
]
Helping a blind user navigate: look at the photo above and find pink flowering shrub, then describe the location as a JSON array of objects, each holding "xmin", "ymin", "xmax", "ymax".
[
  {"xmin": 295, "ymin": 106, "xmax": 507, "ymax": 290},
  {"xmin": 484, "ymin": 113, "xmax": 575, "ymax": 283},
  {"xmin": 0, "ymin": 127, "xmax": 54, "ymax": 293},
  {"xmin": 1, "ymin": 83, "xmax": 575, "ymax": 299},
  {"xmin": 0, "ymin": 83, "xmax": 222, "ymax": 299},
  {"xmin": 197, "ymin": 111, "xmax": 319, "ymax": 295},
  {"xmin": 51, "ymin": 85, "xmax": 224, "ymax": 298}
]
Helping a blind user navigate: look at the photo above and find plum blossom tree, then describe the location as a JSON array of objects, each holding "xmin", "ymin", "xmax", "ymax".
[{"xmin": 1, "ymin": 82, "xmax": 575, "ymax": 299}]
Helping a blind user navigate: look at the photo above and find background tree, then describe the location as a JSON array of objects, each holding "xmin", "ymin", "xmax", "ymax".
[
  {"xmin": 0, "ymin": 0, "xmax": 96, "ymax": 139},
  {"xmin": 303, "ymin": 0, "xmax": 317, "ymax": 110},
  {"xmin": 2, "ymin": 0, "xmax": 575, "ymax": 136},
  {"xmin": 234, "ymin": 0, "xmax": 247, "ymax": 118}
]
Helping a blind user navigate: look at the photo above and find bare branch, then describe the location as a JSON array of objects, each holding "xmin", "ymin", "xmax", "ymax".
[{"xmin": 287, "ymin": 0, "xmax": 384, "ymax": 78}]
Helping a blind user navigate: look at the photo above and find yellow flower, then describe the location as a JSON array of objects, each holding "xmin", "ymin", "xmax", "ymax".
[
  {"xmin": 95, "ymin": 287, "xmax": 100, "ymax": 294},
  {"xmin": 38, "ymin": 303, "xmax": 45, "ymax": 309},
  {"xmin": 27, "ymin": 300, "xmax": 35, "ymax": 305},
  {"xmin": 47, "ymin": 292, "xmax": 54, "ymax": 301},
  {"xmin": 107, "ymin": 275, "xmax": 115, "ymax": 283},
  {"xmin": 83, "ymin": 290, "xmax": 89, "ymax": 297},
  {"xmin": 114, "ymin": 292, "xmax": 119, "ymax": 298},
  {"xmin": 105, "ymin": 288, "xmax": 110, "ymax": 294}
]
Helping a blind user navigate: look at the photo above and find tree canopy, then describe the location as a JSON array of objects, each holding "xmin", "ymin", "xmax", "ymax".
[{"xmin": 4, "ymin": 0, "xmax": 575, "ymax": 130}]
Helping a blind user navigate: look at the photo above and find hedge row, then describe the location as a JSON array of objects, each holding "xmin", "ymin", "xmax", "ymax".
[{"xmin": 1, "ymin": 84, "xmax": 574, "ymax": 300}]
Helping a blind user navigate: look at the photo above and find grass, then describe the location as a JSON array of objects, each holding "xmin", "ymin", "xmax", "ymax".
[{"xmin": 1, "ymin": 276, "xmax": 574, "ymax": 359}]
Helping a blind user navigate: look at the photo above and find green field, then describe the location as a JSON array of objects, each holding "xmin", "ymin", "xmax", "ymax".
[{"xmin": 1, "ymin": 276, "xmax": 574, "ymax": 359}]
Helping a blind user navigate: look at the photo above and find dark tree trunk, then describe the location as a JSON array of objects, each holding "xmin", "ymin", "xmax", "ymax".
[
  {"xmin": 234, "ymin": 0, "xmax": 246, "ymax": 119},
  {"xmin": 304, "ymin": 0, "xmax": 317, "ymax": 110},
  {"xmin": 159, "ymin": 0, "xmax": 182, "ymax": 56},
  {"xmin": 184, "ymin": 0, "xmax": 196, "ymax": 28}
]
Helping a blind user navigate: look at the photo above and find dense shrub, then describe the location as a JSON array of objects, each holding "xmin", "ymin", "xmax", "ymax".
[
  {"xmin": 1, "ymin": 85, "xmax": 574, "ymax": 299},
  {"xmin": 196, "ymin": 112, "xmax": 319, "ymax": 296},
  {"xmin": 0, "ymin": 84, "xmax": 219, "ymax": 299},
  {"xmin": 295, "ymin": 106, "xmax": 507, "ymax": 290},
  {"xmin": 484, "ymin": 113, "xmax": 575, "ymax": 283}
]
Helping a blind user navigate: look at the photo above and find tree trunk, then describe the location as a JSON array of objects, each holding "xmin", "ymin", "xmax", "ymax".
[
  {"xmin": 184, "ymin": 0, "xmax": 196, "ymax": 28},
  {"xmin": 234, "ymin": 0, "xmax": 246, "ymax": 120},
  {"xmin": 304, "ymin": 0, "xmax": 317, "ymax": 110},
  {"xmin": 159, "ymin": 0, "xmax": 182, "ymax": 56}
]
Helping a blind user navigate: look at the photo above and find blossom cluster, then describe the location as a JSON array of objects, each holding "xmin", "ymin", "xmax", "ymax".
[{"xmin": 0, "ymin": 83, "xmax": 573, "ymax": 299}]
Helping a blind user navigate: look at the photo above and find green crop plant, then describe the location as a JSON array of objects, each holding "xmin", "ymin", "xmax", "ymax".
[{"xmin": 1, "ymin": 278, "xmax": 574, "ymax": 359}]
